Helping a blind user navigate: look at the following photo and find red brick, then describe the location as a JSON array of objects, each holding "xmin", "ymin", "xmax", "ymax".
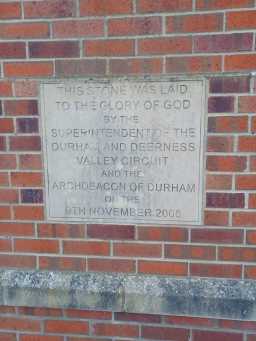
[
  {"xmin": 20, "ymin": 336, "xmax": 63, "ymax": 341},
  {"xmin": 10, "ymin": 136, "xmax": 41, "ymax": 151},
  {"xmin": 208, "ymin": 96, "xmax": 234, "ymax": 113},
  {"xmin": 233, "ymin": 212, "xmax": 256, "ymax": 227},
  {"xmin": 0, "ymin": 42, "xmax": 26, "ymax": 59},
  {"xmin": 206, "ymin": 193, "xmax": 244, "ymax": 208},
  {"xmin": 14, "ymin": 80, "xmax": 38, "ymax": 97},
  {"xmin": 236, "ymin": 175, "xmax": 256, "ymax": 190},
  {"xmin": 166, "ymin": 56, "xmax": 222, "ymax": 73},
  {"xmin": 0, "ymin": 81, "xmax": 12, "ymax": 96},
  {"xmin": 88, "ymin": 224, "xmax": 135, "ymax": 240},
  {"xmin": 0, "ymin": 317, "xmax": 40, "ymax": 331},
  {"xmin": 210, "ymin": 76, "xmax": 250, "ymax": 93},
  {"xmin": 17, "ymin": 118, "xmax": 38, "ymax": 134},
  {"xmin": 239, "ymin": 96, "xmax": 256, "ymax": 112},
  {"xmin": 19, "ymin": 155, "xmax": 42, "ymax": 170},
  {"xmin": 137, "ymin": 0, "xmax": 192, "ymax": 13},
  {"xmin": 0, "ymin": 206, "xmax": 11, "ymax": 220},
  {"xmin": 138, "ymin": 226, "xmax": 188, "ymax": 241},
  {"xmin": 0, "ymin": 155, "xmax": 16, "ymax": 169},
  {"xmin": 55, "ymin": 60, "xmax": 106, "ymax": 76},
  {"xmin": 225, "ymin": 54, "xmax": 256, "ymax": 72},
  {"xmin": 206, "ymin": 174, "xmax": 232, "ymax": 190},
  {"xmin": 4, "ymin": 100, "xmax": 38, "ymax": 116},
  {"xmin": 68, "ymin": 337, "xmax": 109, "ymax": 341},
  {"xmin": 53, "ymin": 19, "xmax": 103, "ymax": 38},
  {"xmin": 0, "ymin": 118, "xmax": 13, "ymax": 133},
  {"xmin": 164, "ymin": 316, "xmax": 216, "ymax": 327},
  {"xmin": 204, "ymin": 211, "xmax": 229, "ymax": 226},
  {"xmin": 45, "ymin": 320, "xmax": 88, "ymax": 334},
  {"xmin": 0, "ymin": 173, "xmax": 9, "ymax": 186},
  {"xmin": 18, "ymin": 307, "xmax": 62, "ymax": 317},
  {"xmin": 208, "ymin": 116, "xmax": 248, "ymax": 133},
  {"xmin": 4, "ymin": 62, "xmax": 53, "ymax": 78},
  {"xmin": 0, "ymin": 2, "xmax": 21, "ymax": 19},
  {"xmin": 13, "ymin": 206, "xmax": 44, "ymax": 220},
  {"xmin": 88, "ymin": 258, "xmax": 135, "ymax": 273},
  {"xmin": 245, "ymin": 266, "xmax": 256, "ymax": 279},
  {"xmin": 85, "ymin": 40, "xmax": 134, "ymax": 57},
  {"xmin": 110, "ymin": 58, "xmax": 162, "ymax": 74},
  {"xmin": 191, "ymin": 228, "xmax": 243, "ymax": 244},
  {"xmin": 114, "ymin": 242, "xmax": 162, "ymax": 257},
  {"xmin": 80, "ymin": 0, "xmax": 132, "ymax": 15},
  {"xmin": 115, "ymin": 312, "xmax": 161, "ymax": 324},
  {"xmin": 24, "ymin": 0, "xmax": 76, "ymax": 18},
  {"xmin": 165, "ymin": 244, "xmax": 216, "ymax": 260},
  {"xmin": 141, "ymin": 326, "xmax": 189, "ymax": 340},
  {"xmin": 252, "ymin": 116, "xmax": 256, "ymax": 133},
  {"xmin": 249, "ymin": 194, "xmax": 256, "ymax": 209},
  {"xmin": 39, "ymin": 256, "xmax": 86, "ymax": 271},
  {"xmin": 0, "ymin": 239, "xmax": 12, "ymax": 252},
  {"xmin": 248, "ymin": 336, "xmax": 256, "ymax": 341},
  {"xmin": 0, "ymin": 23, "xmax": 49, "ymax": 39},
  {"xmin": 190, "ymin": 263, "xmax": 242, "ymax": 278},
  {"xmin": 250, "ymin": 156, "xmax": 256, "ymax": 171},
  {"xmin": 63, "ymin": 241, "xmax": 110, "ymax": 255},
  {"xmin": 138, "ymin": 37, "xmax": 192, "ymax": 55},
  {"xmin": 196, "ymin": 0, "xmax": 253, "ymax": 10},
  {"xmin": 193, "ymin": 330, "xmax": 242, "ymax": 341},
  {"xmin": 219, "ymin": 320, "xmax": 256, "ymax": 331},
  {"xmin": 138, "ymin": 260, "xmax": 187, "ymax": 276},
  {"xmin": 207, "ymin": 156, "xmax": 246, "ymax": 172},
  {"xmin": 38, "ymin": 224, "xmax": 85, "ymax": 238},
  {"xmin": 167, "ymin": 13, "xmax": 222, "ymax": 33},
  {"xmin": 66, "ymin": 309, "xmax": 111, "ymax": 320},
  {"xmin": 15, "ymin": 239, "xmax": 59, "ymax": 254},
  {"xmin": 0, "ymin": 254, "xmax": 36, "ymax": 268},
  {"xmin": 108, "ymin": 17, "xmax": 162, "ymax": 36},
  {"xmin": 219, "ymin": 246, "xmax": 256, "ymax": 262},
  {"xmin": 0, "ymin": 333, "xmax": 15, "ymax": 341},
  {"xmin": 207, "ymin": 136, "xmax": 233, "ymax": 152},
  {"xmin": 0, "ymin": 189, "xmax": 18, "ymax": 204},
  {"xmin": 227, "ymin": 10, "xmax": 256, "ymax": 30},
  {"xmin": 11, "ymin": 172, "xmax": 42, "ymax": 187},
  {"xmin": 194, "ymin": 33, "xmax": 253, "ymax": 53},
  {"xmin": 0, "ymin": 223, "xmax": 34, "ymax": 236},
  {"xmin": 238, "ymin": 136, "xmax": 256, "ymax": 152},
  {"xmin": 93, "ymin": 323, "xmax": 139, "ymax": 337}
]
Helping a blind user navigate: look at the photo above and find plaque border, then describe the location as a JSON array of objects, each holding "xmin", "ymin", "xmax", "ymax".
[{"xmin": 40, "ymin": 76, "xmax": 207, "ymax": 226}]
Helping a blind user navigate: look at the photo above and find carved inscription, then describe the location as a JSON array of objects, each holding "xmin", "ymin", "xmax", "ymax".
[{"xmin": 41, "ymin": 78, "xmax": 205, "ymax": 225}]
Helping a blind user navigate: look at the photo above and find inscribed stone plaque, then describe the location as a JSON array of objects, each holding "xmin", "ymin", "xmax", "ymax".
[{"xmin": 41, "ymin": 78, "xmax": 205, "ymax": 225}]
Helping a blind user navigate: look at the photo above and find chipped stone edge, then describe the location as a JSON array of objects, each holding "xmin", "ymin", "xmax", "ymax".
[{"xmin": 0, "ymin": 269, "xmax": 256, "ymax": 320}]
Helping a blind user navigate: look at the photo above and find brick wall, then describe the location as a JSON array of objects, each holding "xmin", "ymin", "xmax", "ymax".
[{"xmin": 0, "ymin": 0, "xmax": 256, "ymax": 339}]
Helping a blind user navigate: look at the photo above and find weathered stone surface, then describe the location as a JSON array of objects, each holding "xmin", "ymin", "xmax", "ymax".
[{"xmin": 0, "ymin": 269, "xmax": 256, "ymax": 320}]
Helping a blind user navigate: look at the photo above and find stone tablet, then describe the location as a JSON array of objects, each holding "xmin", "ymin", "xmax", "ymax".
[{"xmin": 41, "ymin": 78, "xmax": 206, "ymax": 225}]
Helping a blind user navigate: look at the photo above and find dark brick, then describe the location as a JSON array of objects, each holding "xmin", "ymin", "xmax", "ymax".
[
  {"xmin": 21, "ymin": 189, "xmax": 43, "ymax": 204},
  {"xmin": 206, "ymin": 193, "xmax": 245, "ymax": 208},
  {"xmin": 55, "ymin": 59, "xmax": 106, "ymax": 76},
  {"xmin": 194, "ymin": 33, "xmax": 253, "ymax": 53},
  {"xmin": 87, "ymin": 224, "xmax": 135, "ymax": 240},
  {"xmin": 0, "ymin": 137, "xmax": 5, "ymax": 151},
  {"xmin": 17, "ymin": 118, "xmax": 38, "ymax": 134},
  {"xmin": 210, "ymin": 76, "xmax": 250, "ymax": 93},
  {"xmin": 208, "ymin": 96, "xmax": 235, "ymax": 113},
  {"xmin": 29, "ymin": 41, "xmax": 79, "ymax": 58}
]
